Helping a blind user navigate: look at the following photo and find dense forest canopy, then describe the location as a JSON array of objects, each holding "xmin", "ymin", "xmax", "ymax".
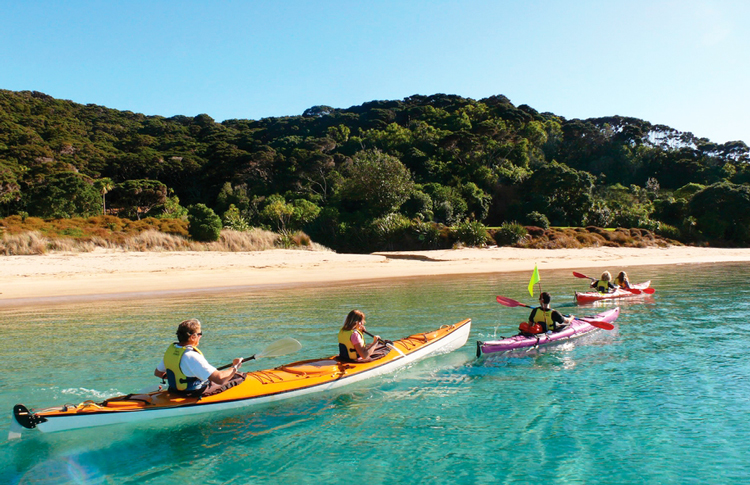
[{"xmin": 1, "ymin": 89, "xmax": 749, "ymax": 250}]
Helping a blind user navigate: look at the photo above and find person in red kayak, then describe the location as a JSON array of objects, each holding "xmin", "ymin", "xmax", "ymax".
[
  {"xmin": 591, "ymin": 271, "xmax": 617, "ymax": 293},
  {"xmin": 614, "ymin": 271, "xmax": 632, "ymax": 289},
  {"xmin": 337, "ymin": 310, "xmax": 383, "ymax": 362},
  {"xmin": 154, "ymin": 318, "xmax": 244, "ymax": 396},
  {"xmin": 520, "ymin": 292, "xmax": 574, "ymax": 335}
]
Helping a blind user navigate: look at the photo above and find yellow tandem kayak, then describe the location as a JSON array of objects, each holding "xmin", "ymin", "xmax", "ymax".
[{"xmin": 12, "ymin": 318, "xmax": 471, "ymax": 436}]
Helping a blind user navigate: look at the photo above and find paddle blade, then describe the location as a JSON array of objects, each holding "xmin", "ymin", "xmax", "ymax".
[
  {"xmin": 573, "ymin": 271, "xmax": 593, "ymax": 280},
  {"xmin": 496, "ymin": 295, "xmax": 523, "ymax": 307},
  {"xmin": 624, "ymin": 287, "xmax": 642, "ymax": 294},
  {"xmin": 577, "ymin": 318, "xmax": 614, "ymax": 331},
  {"xmin": 255, "ymin": 337, "xmax": 302, "ymax": 359},
  {"xmin": 642, "ymin": 288, "xmax": 655, "ymax": 294}
]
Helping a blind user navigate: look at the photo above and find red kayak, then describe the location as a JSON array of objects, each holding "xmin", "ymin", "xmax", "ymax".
[{"xmin": 575, "ymin": 281, "xmax": 653, "ymax": 303}]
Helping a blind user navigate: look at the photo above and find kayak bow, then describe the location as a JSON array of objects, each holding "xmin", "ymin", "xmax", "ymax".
[{"xmin": 12, "ymin": 318, "xmax": 471, "ymax": 436}]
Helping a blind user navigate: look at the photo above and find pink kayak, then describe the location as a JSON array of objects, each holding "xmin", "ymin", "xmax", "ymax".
[
  {"xmin": 477, "ymin": 307, "xmax": 619, "ymax": 355},
  {"xmin": 575, "ymin": 281, "xmax": 653, "ymax": 303}
]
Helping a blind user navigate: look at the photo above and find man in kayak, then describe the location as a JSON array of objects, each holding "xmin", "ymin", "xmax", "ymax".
[
  {"xmin": 522, "ymin": 292, "xmax": 574, "ymax": 334},
  {"xmin": 338, "ymin": 310, "xmax": 386, "ymax": 362},
  {"xmin": 154, "ymin": 318, "xmax": 244, "ymax": 396},
  {"xmin": 591, "ymin": 271, "xmax": 617, "ymax": 293}
]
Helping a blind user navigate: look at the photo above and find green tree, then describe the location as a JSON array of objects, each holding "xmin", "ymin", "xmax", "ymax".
[
  {"xmin": 153, "ymin": 191, "xmax": 188, "ymax": 219},
  {"xmin": 0, "ymin": 160, "xmax": 23, "ymax": 207},
  {"xmin": 260, "ymin": 194, "xmax": 295, "ymax": 232},
  {"xmin": 108, "ymin": 179, "xmax": 168, "ymax": 219},
  {"xmin": 291, "ymin": 199, "xmax": 321, "ymax": 228},
  {"xmin": 523, "ymin": 161, "xmax": 596, "ymax": 226},
  {"xmin": 688, "ymin": 182, "xmax": 750, "ymax": 243},
  {"xmin": 24, "ymin": 172, "xmax": 101, "ymax": 218},
  {"xmin": 340, "ymin": 150, "xmax": 414, "ymax": 217},
  {"xmin": 422, "ymin": 183, "xmax": 468, "ymax": 225},
  {"xmin": 460, "ymin": 182, "xmax": 491, "ymax": 221},
  {"xmin": 93, "ymin": 177, "xmax": 114, "ymax": 215}
]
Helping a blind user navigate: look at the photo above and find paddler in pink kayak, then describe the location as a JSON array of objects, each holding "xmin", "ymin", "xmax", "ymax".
[{"xmin": 519, "ymin": 292, "xmax": 574, "ymax": 335}]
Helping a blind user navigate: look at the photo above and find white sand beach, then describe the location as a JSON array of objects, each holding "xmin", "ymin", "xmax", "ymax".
[{"xmin": 3, "ymin": 245, "xmax": 750, "ymax": 306}]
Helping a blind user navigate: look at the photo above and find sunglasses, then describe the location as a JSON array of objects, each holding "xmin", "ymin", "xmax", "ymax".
[{"xmin": 194, "ymin": 332, "xmax": 203, "ymax": 336}]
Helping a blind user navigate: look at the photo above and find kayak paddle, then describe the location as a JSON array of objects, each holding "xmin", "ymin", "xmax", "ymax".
[
  {"xmin": 496, "ymin": 295, "xmax": 614, "ymax": 330},
  {"xmin": 572, "ymin": 271, "xmax": 595, "ymax": 281},
  {"xmin": 363, "ymin": 329, "xmax": 406, "ymax": 357},
  {"xmin": 216, "ymin": 337, "xmax": 302, "ymax": 370},
  {"xmin": 573, "ymin": 316, "xmax": 615, "ymax": 330},
  {"xmin": 496, "ymin": 295, "xmax": 533, "ymax": 309},
  {"xmin": 573, "ymin": 271, "xmax": 646, "ymax": 294}
]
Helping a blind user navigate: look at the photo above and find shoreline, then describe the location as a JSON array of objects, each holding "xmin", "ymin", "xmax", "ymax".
[{"xmin": 3, "ymin": 245, "xmax": 750, "ymax": 307}]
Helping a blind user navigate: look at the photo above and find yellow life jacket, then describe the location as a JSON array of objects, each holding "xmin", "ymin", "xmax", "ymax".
[
  {"xmin": 338, "ymin": 328, "xmax": 364, "ymax": 361},
  {"xmin": 594, "ymin": 279, "xmax": 611, "ymax": 293},
  {"xmin": 163, "ymin": 343, "xmax": 205, "ymax": 392},
  {"xmin": 530, "ymin": 307, "xmax": 554, "ymax": 332},
  {"xmin": 614, "ymin": 276, "xmax": 629, "ymax": 288}
]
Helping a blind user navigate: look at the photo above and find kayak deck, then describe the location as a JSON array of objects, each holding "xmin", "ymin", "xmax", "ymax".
[
  {"xmin": 13, "ymin": 318, "xmax": 471, "ymax": 434},
  {"xmin": 477, "ymin": 308, "xmax": 619, "ymax": 355}
]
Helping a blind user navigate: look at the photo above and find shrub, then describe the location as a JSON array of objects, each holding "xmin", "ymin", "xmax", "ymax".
[
  {"xmin": 223, "ymin": 204, "xmax": 251, "ymax": 231},
  {"xmin": 454, "ymin": 220, "xmax": 490, "ymax": 247},
  {"xmin": 525, "ymin": 211, "xmax": 550, "ymax": 229},
  {"xmin": 494, "ymin": 221, "xmax": 528, "ymax": 246},
  {"xmin": 412, "ymin": 220, "xmax": 442, "ymax": 249},
  {"xmin": 187, "ymin": 204, "xmax": 222, "ymax": 242},
  {"xmin": 370, "ymin": 213, "xmax": 412, "ymax": 250}
]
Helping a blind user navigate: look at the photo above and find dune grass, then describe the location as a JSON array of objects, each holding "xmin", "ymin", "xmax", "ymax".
[{"xmin": 0, "ymin": 216, "xmax": 328, "ymax": 255}]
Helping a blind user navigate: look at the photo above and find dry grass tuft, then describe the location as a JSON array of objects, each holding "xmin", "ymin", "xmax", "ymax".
[
  {"xmin": 205, "ymin": 229, "xmax": 279, "ymax": 252},
  {"xmin": 122, "ymin": 229, "xmax": 192, "ymax": 251},
  {"xmin": 0, "ymin": 231, "xmax": 48, "ymax": 255},
  {"xmin": 0, "ymin": 225, "xmax": 331, "ymax": 255}
]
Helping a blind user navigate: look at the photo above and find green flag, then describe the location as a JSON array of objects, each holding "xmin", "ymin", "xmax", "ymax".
[{"xmin": 528, "ymin": 264, "xmax": 540, "ymax": 297}]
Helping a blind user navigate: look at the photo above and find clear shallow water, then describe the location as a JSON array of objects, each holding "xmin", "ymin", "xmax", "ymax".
[{"xmin": 2, "ymin": 263, "xmax": 750, "ymax": 484}]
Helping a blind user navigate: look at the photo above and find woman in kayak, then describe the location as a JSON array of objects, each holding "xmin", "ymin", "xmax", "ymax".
[
  {"xmin": 591, "ymin": 271, "xmax": 617, "ymax": 293},
  {"xmin": 614, "ymin": 271, "xmax": 632, "ymax": 289},
  {"xmin": 521, "ymin": 292, "xmax": 574, "ymax": 334},
  {"xmin": 338, "ymin": 310, "xmax": 383, "ymax": 362},
  {"xmin": 154, "ymin": 318, "xmax": 245, "ymax": 396}
]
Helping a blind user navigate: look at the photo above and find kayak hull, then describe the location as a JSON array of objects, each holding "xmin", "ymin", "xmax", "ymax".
[
  {"xmin": 13, "ymin": 319, "xmax": 471, "ymax": 435},
  {"xmin": 477, "ymin": 308, "xmax": 619, "ymax": 355},
  {"xmin": 575, "ymin": 281, "xmax": 652, "ymax": 303}
]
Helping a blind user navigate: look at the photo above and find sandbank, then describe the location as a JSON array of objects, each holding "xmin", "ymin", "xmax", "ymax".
[{"xmin": 2, "ymin": 245, "xmax": 750, "ymax": 307}]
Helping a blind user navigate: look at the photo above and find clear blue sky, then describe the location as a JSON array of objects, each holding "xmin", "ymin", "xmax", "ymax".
[{"xmin": 2, "ymin": 1, "xmax": 748, "ymax": 144}]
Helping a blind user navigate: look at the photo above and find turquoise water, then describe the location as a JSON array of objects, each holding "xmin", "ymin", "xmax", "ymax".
[{"xmin": 2, "ymin": 263, "xmax": 750, "ymax": 484}]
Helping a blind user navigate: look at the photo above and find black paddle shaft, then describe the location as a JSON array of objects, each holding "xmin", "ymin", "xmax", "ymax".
[{"xmin": 363, "ymin": 329, "xmax": 393, "ymax": 345}]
